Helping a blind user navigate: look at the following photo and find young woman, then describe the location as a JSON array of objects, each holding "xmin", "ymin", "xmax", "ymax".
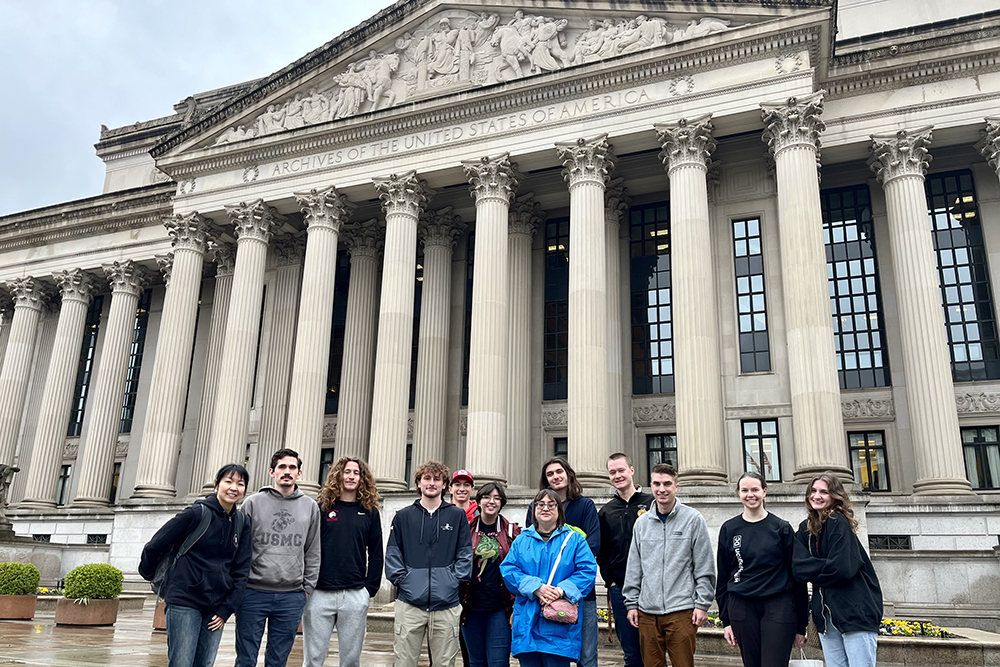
[
  {"xmin": 716, "ymin": 472, "xmax": 808, "ymax": 667},
  {"xmin": 501, "ymin": 489, "xmax": 598, "ymax": 667},
  {"xmin": 792, "ymin": 473, "xmax": 883, "ymax": 667},
  {"xmin": 460, "ymin": 482, "xmax": 520, "ymax": 667},
  {"xmin": 139, "ymin": 464, "xmax": 253, "ymax": 667}
]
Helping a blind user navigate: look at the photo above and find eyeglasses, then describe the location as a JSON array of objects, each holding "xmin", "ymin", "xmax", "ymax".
[{"xmin": 535, "ymin": 502, "xmax": 557, "ymax": 510}]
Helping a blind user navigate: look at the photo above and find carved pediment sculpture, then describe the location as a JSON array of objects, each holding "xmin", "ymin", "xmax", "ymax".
[{"xmin": 214, "ymin": 9, "xmax": 731, "ymax": 146}]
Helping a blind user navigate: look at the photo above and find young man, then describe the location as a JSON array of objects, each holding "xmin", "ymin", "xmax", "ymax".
[
  {"xmin": 526, "ymin": 457, "xmax": 601, "ymax": 667},
  {"xmin": 623, "ymin": 463, "xmax": 715, "ymax": 667},
  {"xmin": 450, "ymin": 469, "xmax": 478, "ymax": 523},
  {"xmin": 386, "ymin": 461, "xmax": 473, "ymax": 667},
  {"xmin": 302, "ymin": 457, "xmax": 383, "ymax": 667},
  {"xmin": 598, "ymin": 453, "xmax": 654, "ymax": 667},
  {"xmin": 235, "ymin": 449, "xmax": 321, "ymax": 667}
]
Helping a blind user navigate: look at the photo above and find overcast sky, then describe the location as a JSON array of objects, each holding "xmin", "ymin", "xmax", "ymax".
[{"xmin": 0, "ymin": 0, "xmax": 394, "ymax": 216}]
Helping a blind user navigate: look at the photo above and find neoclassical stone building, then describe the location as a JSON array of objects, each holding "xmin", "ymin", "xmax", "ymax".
[{"xmin": 2, "ymin": 0, "xmax": 1000, "ymax": 628}]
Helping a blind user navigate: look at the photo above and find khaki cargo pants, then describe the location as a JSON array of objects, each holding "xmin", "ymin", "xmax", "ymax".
[{"xmin": 393, "ymin": 600, "xmax": 461, "ymax": 667}]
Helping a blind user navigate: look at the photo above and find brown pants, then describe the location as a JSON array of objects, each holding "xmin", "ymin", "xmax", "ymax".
[{"xmin": 638, "ymin": 609, "xmax": 698, "ymax": 667}]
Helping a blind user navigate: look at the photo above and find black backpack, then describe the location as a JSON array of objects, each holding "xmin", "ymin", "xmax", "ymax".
[{"xmin": 150, "ymin": 504, "xmax": 245, "ymax": 598}]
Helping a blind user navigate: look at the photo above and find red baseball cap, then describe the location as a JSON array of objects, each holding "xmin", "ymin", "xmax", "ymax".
[{"xmin": 451, "ymin": 469, "xmax": 474, "ymax": 484}]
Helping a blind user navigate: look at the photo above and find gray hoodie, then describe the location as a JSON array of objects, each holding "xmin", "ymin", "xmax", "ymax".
[
  {"xmin": 241, "ymin": 486, "xmax": 321, "ymax": 594},
  {"xmin": 622, "ymin": 499, "xmax": 716, "ymax": 615}
]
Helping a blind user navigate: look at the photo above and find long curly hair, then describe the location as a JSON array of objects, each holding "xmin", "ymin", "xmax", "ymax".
[
  {"xmin": 317, "ymin": 457, "xmax": 380, "ymax": 512},
  {"xmin": 805, "ymin": 472, "xmax": 858, "ymax": 537}
]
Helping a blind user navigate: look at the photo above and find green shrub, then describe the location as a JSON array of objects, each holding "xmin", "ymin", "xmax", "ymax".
[
  {"xmin": 0, "ymin": 562, "xmax": 41, "ymax": 596},
  {"xmin": 63, "ymin": 563, "xmax": 123, "ymax": 600}
]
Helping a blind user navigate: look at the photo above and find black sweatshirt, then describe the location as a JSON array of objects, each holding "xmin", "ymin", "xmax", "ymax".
[
  {"xmin": 597, "ymin": 488, "xmax": 654, "ymax": 587},
  {"xmin": 715, "ymin": 512, "xmax": 808, "ymax": 633},
  {"xmin": 315, "ymin": 499, "xmax": 384, "ymax": 598}
]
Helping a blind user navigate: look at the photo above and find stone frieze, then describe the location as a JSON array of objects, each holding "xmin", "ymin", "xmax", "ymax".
[
  {"xmin": 956, "ymin": 392, "xmax": 1000, "ymax": 414},
  {"xmin": 841, "ymin": 398, "xmax": 895, "ymax": 421},
  {"xmin": 632, "ymin": 403, "xmax": 676, "ymax": 424}
]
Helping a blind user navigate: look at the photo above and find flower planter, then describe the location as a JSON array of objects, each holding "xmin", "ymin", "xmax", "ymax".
[
  {"xmin": 54, "ymin": 598, "xmax": 119, "ymax": 626},
  {"xmin": 0, "ymin": 594, "xmax": 37, "ymax": 620}
]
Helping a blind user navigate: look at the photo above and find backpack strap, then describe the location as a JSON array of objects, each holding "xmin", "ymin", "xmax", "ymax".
[
  {"xmin": 234, "ymin": 509, "xmax": 245, "ymax": 542},
  {"xmin": 177, "ymin": 504, "xmax": 212, "ymax": 558}
]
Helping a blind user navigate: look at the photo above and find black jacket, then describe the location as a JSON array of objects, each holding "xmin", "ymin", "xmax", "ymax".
[
  {"xmin": 792, "ymin": 513, "xmax": 883, "ymax": 633},
  {"xmin": 597, "ymin": 488, "xmax": 654, "ymax": 587},
  {"xmin": 138, "ymin": 495, "xmax": 253, "ymax": 620},
  {"xmin": 385, "ymin": 500, "xmax": 473, "ymax": 611}
]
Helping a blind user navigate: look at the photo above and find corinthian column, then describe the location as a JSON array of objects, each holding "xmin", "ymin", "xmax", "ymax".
[
  {"xmin": 655, "ymin": 117, "xmax": 727, "ymax": 484},
  {"xmin": 133, "ymin": 213, "xmax": 211, "ymax": 498},
  {"xmin": 368, "ymin": 172, "xmax": 432, "ymax": 489},
  {"xmin": 869, "ymin": 128, "xmax": 972, "ymax": 494},
  {"xmin": 506, "ymin": 195, "xmax": 543, "ymax": 487},
  {"xmin": 761, "ymin": 93, "xmax": 850, "ymax": 481},
  {"xmin": 412, "ymin": 208, "xmax": 466, "ymax": 468},
  {"xmin": 283, "ymin": 187, "xmax": 354, "ymax": 494},
  {"xmin": 463, "ymin": 154, "xmax": 520, "ymax": 485},
  {"xmin": 604, "ymin": 180, "xmax": 629, "ymax": 456},
  {"xmin": 202, "ymin": 200, "xmax": 279, "ymax": 490},
  {"xmin": 556, "ymin": 135, "xmax": 615, "ymax": 487},
  {"xmin": 188, "ymin": 243, "xmax": 235, "ymax": 497},
  {"xmin": 72, "ymin": 262, "xmax": 151, "ymax": 507},
  {"xmin": 0, "ymin": 278, "xmax": 46, "ymax": 466},
  {"xmin": 337, "ymin": 219, "xmax": 383, "ymax": 459},
  {"xmin": 21, "ymin": 270, "xmax": 97, "ymax": 509}
]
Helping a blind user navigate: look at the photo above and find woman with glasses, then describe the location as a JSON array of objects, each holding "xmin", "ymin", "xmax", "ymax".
[
  {"xmin": 501, "ymin": 489, "xmax": 598, "ymax": 667},
  {"xmin": 460, "ymin": 482, "xmax": 521, "ymax": 667}
]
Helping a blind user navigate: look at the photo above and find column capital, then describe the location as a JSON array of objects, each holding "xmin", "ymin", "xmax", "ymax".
[
  {"xmin": 508, "ymin": 193, "xmax": 545, "ymax": 237},
  {"xmin": 556, "ymin": 134, "xmax": 616, "ymax": 188},
  {"xmin": 211, "ymin": 241, "xmax": 236, "ymax": 278},
  {"xmin": 225, "ymin": 199, "xmax": 280, "ymax": 244},
  {"xmin": 654, "ymin": 115, "xmax": 716, "ymax": 173},
  {"xmin": 373, "ymin": 170, "xmax": 434, "ymax": 219},
  {"xmin": 53, "ymin": 269, "xmax": 96, "ymax": 305},
  {"xmin": 269, "ymin": 233, "xmax": 307, "ymax": 268},
  {"xmin": 102, "ymin": 260, "xmax": 151, "ymax": 297},
  {"xmin": 156, "ymin": 253, "xmax": 174, "ymax": 286},
  {"xmin": 761, "ymin": 91, "xmax": 826, "ymax": 158},
  {"xmin": 419, "ymin": 207, "xmax": 466, "ymax": 249},
  {"xmin": 977, "ymin": 117, "xmax": 1000, "ymax": 174},
  {"xmin": 164, "ymin": 212, "xmax": 212, "ymax": 253},
  {"xmin": 344, "ymin": 218, "xmax": 384, "ymax": 259},
  {"xmin": 868, "ymin": 127, "xmax": 933, "ymax": 185},
  {"xmin": 604, "ymin": 178, "xmax": 631, "ymax": 225},
  {"xmin": 294, "ymin": 185, "xmax": 356, "ymax": 233},
  {"xmin": 463, "ymin": 153, "xmax": 520, "ymax": 204},
  {"xmin": 4, "ymin": 276, "xmax": 47, "ymax": 311}
]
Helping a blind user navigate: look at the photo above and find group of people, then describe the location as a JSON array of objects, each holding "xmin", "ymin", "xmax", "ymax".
[{"xmin": 138, "ymin": 448, "xmax": 883, "ymax": 667}]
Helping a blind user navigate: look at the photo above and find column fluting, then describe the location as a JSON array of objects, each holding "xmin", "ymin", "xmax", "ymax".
[
  {"xmin": 72, "ymin": 261, "xmax": 151, "ymax": 507},
  {"xmin": 463, "ymin": 154, "xmax": 520, "ymax": 485},
  {"xmin": 604, "ymin": 179, "xmax": 629, "ymax": 457},
  {"xmin": 655, "ymin": 117, "xmax": 727, "ymax": 484},
  {"xmin": 761, "ymin": 94, "xmax": 850, "ymax": 481},
  {"xmin": 132, "ymin": 213, "xmax": 212, "ymax": 498},
  {"xmin": 0, "ymin": 278, "xmax": 46, "ymax": 466},
  {"xmin": 556, "ymin": 135, "xmax": 615, "ymax": 487},
  {"xmin": 871, "ymin": 127, "xmax": 972, "ymax": 494},
  {"xmin": 368, "ymin": 172, "xmax": 432, "ymax": 490},
  {"xmin": 21, "ymin": 270, "xmax": 97, "ymax": 509}
]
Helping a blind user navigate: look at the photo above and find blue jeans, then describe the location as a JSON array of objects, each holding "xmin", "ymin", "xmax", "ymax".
[
  {"xmin": 819, "ymin": 613, "xmax": 878, "ymax": 667},
  {"xmin": 165, "ymin": 604, "xmax": 224, "ymax": 667},
  {"xmin": 235, "ymin": 588, "xmax": 308, "ymax": 667},
  {"xmin": 607, "ymin": 585, "xmax": 642, "ymax": 667},
  {"xmin": 461, "ymin": 609, "xmax": 511, "ymax": 667},
  {"xmin": 517, "ymin": 652, "xmax": 571, "ymax": 667},
  {"xmin": 575, "ymin": 597, "xmax": 598, "ymax": 667}
]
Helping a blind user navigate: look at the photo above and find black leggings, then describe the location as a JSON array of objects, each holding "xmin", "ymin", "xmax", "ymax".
[{"xmin": 729, "ymin": 590, "xmax": 798, "ymax": 667}]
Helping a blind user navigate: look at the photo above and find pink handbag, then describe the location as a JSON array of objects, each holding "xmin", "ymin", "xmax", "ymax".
[{"xmin": 539, "ymin": 532, "xmax": 578, "ymax": 625}]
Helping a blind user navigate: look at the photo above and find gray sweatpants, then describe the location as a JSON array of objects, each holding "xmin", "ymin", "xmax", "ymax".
[{"xmin": 301, "ymin": 587, "xmax": 370, "ymax": 667}]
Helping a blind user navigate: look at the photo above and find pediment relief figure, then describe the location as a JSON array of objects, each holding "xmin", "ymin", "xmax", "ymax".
[{"xmin": 212, "ymin": 9, "xmax": 731, "ymax": 148}]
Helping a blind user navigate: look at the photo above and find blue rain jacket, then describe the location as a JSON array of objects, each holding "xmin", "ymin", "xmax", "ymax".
[{"xmin": 500, "ymin": 524, "xmax": 598, "ymax": 660}]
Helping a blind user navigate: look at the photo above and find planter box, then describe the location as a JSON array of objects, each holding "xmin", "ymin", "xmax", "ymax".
[
  {"xmin": 0, "ymin": 594, "xmax": 37, "ymax": 620},
  {"xmin": 54, "ymin": 598, "xmax": 119, "ymax": 626}
]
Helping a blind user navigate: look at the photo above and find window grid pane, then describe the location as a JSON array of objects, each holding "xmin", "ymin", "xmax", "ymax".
[
  {"xmin": 732, "ymin": 217, "xmax": 771, "ymax": 373},
  {"xmin": 544, "ymin": 218, "xmax": 570, "ymax": 401},
  {"xmin": 554, "ymin": 437, "xmax": 568, "ymax": 459},
  {"xmin": 119, "ymin": 289, "xmax": 152, "ymax": 433},
  {"xmin": 462, "ymin": 231, "xmax": 475, "ymax": 405},
  {"xmin": 319, "ymin": 447, "xmax": 336, "ymax": 485},
  {"xmin": 630, "ymin": 203, "xmax": 673, "ymax": 395},
  {"xmin": 409, "ymin": 248, "xmax": 423, "ymax": 410},
  {"xmin": 324, "ymin": 251, "xmax": 351, "ymax": 414},
  {"xmin": 848, "ymin": 430, "xmax": 891, "ymax": 491},
  {"xmin": 68, "ymin": 295, "xmax": 105, "ymax": 437},
  {"xmin": 742, "ymin": 419, "xmax": 781, "ymax": 481},
  {"xmin": 822, "ymin": 185, "xmax": 890, "ymax": 390},
  {"xmin": 926, "ymin": 171, "xmax": 1000, "ymax": 382},
  {"xmin": 56, "ymin": 465, "xmax": 72, "ymax": 506},
  {"xmin": 961, "ymin": 426, "xmax": 1000, "ymax": 490},
  {"xmin": 646, "ymin": 433, "xmax": 678, "ymax": 485}
]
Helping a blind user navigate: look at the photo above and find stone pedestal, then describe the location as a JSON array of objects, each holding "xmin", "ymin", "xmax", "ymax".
[
  {"xmin": 655, "ymin": 117, "xmax": 727, "ymax": 484},
  {"xmin": 0, "ymin": 278, "xmax": 46, "ymax": 466}
]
